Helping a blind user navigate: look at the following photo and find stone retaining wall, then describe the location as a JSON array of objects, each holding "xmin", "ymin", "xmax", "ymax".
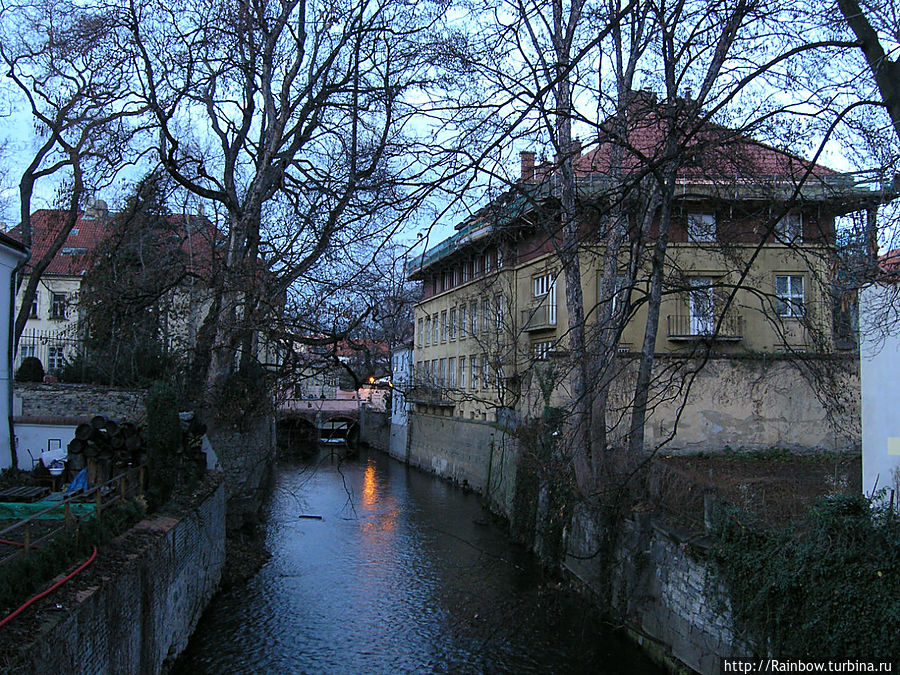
[
  {"xmin": 13, "ymin": 382, "xmax": 147, "ymax": 422},
  {"xmin": 13, "ymin": 479, "xmax": 226, "ymax": 675}
]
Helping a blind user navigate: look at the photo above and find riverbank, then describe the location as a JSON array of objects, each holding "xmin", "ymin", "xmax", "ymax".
[{"xmin": 0, "ymin": 473, "xmax": 225, "ymax": 675}]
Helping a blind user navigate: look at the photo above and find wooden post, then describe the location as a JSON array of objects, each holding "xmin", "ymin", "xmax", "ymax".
[
  {"xmin": 119, "ymin": 476, "xmax": 126, "ymax": 503},
  {"xmin": 96, "ymin": 486, "xmax": 102, "ymax": 514},
  {"xmin": 24, "ymin": 522, "xmax": 31, "ymax": 559}
]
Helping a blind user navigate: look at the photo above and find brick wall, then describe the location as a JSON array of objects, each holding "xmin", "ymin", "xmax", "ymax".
[{"xmin": 13, "ymin": 480, "xmax": 226, "ymax": 675}]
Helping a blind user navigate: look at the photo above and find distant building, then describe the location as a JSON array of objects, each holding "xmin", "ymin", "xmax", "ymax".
[
  {"xmin": 389, "ymin": 342, "xmax": 413, "ymax": 461},
  {"xmin": 7, "ymin": 202, "xmax": 220, "ymax": 374}
]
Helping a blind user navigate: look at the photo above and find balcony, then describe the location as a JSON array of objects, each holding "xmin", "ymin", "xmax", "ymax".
[
  {"xmin": 666, "ymin": 312, "xmax": 744, "ymax": 341},
  {"xmin": 521, "ymin": 304, "xmax": 558, "ymax": 332},
  {"xmin": 407, "ymin": 383, "xmax": 455, "ymax": 406}
]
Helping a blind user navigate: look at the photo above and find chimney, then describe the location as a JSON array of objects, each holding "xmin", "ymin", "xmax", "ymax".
[
  {"xmin": 520, "ymin": 151, "xmax": 535, "ymax": 182},
  {"xmin": 572, "ymin": 138, "xmax": 582, "ymax": 160}
]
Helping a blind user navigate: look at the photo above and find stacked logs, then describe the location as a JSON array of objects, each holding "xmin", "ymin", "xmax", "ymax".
[{"xmin": 68, "ymin": 415, "xmax": 144, "ymax": 484}]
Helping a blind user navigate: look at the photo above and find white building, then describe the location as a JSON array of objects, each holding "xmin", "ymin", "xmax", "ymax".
[
  {"xmin": 0, "ymin": 231, "xmax": 29, "ymax": 469},
  {"xmin": 389, "ymin": 343, "xmax": 413, "ymax": 462},
  {"xmin": 859, "ymin": 278, "xmax": 900, "ymax": 506}
]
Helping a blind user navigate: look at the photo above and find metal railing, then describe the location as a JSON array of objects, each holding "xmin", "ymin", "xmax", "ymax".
[
  {"xmin": 0, "ymin": 465, "xmax": 145, "ymax": 569},
  {"xmin": 16, "ymin": 327, "xmax": 85, "ymax": 374},
  {"xmin": 667, "ymin": 313, "xmax": 744, "ymax": 340}
]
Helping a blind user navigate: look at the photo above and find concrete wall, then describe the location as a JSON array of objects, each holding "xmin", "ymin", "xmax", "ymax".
[
  {"xmin": 388, "ymin": 422, "xmax": 408, "ymax": 463},
  {"xmin": 406, "ymin": 412, "xmax": 519, "ymax": 514},
  {"xmin": 14, "ymin": 479, "xmax": 226, "ymax": 675},
  {"xmin": 860, "ymin": 284, "xmax": 900, "ymax": 501},
  {"xmin": 635, "ymin": 356, "xmax": 859, "ymax": 454},
  {"xmin": 360, "ymin": 406, "xmax": 390, "ymax": 451},
  {"xmin": 565, "ymin": 507, "xmax": 747, "ymax": 675}
]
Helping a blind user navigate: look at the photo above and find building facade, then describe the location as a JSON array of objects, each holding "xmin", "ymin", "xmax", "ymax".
[{"xmin": 406, "ymin": 101, "xmax": 890, "ymax": 452}]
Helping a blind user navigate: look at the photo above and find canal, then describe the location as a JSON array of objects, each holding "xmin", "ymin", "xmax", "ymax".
[{"xmin": 173, "ymin": 448, "xmax": 665, "ymax": 674}]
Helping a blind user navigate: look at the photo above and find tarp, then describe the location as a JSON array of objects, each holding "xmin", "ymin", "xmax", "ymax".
[{"xmin": 0, "ymin": 502, "xmax": 96, "ymax": 520}]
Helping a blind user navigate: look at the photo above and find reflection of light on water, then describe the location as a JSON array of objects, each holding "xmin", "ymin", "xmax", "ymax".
[{"xmin": 363, "ymin": 461, "xmax": 377, "ymax": 506}]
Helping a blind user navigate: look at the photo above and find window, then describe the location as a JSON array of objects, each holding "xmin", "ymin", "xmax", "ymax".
[
  {"xmin": 418, "ymin": 318, "xmax": 424, "ymax": 346},
  {"xmin": 533, "ymin": 341, "xmax": 556, "ymax": 360},
  {"xmin": 432, "ymin": 315, "xmax": 438, "ymax": 344},
  {"xmin": 29, "ymin": 293, "xmax": 38, "ymax": 319},
  {"xmin": 439, "ymin": 358, "xmax": 446, "ymax": 385},
  {"xmin": 453, "ymin": 266, "xmax": 460, "ymax": 286},
  {"xmin": 534, "ymin": 272, "xmax": 554, "ymax": 297},
  {"xmin": 442, "ymin": 271, "xmax": 451, "ymax": 292},
  {"xmin": 462, "ymin": 261, "xmax": 470, "ymax": 283},
  {"xmin": 47, "ymin": 344, "xmax": 65, "ymax": 371},
  {"xmin": 459, "ymin": 356, "xmax": 466, "ymax": 388},
  {"xmin": 441, "ymin": 310, "xmax": 448, "ymax": 342},
  {"xmin": 484, "ymin": 252, "xmax": 492, "ymax": 273},
  {"xmin": 470, "ymin": 356, "xmax": 479, "ymax": 389},
  {"xmin": 50, "ymin": 293, "xmax": 67, "ymax": 320},
  {"xmin": 448, "ymin": 357, "xmax": 457, "ymax": 387},
  {"xmin": 776, "ymin": 275, "xmax": 804, "ymax": 317},
  {"xmin": 482, "ymin": 298, "xmax": 490, "ymax": 332},
  {"xmin": 775, "ymin": 212, "xmax": 802, "ymax": 243},
  {"xmin": 497, "ymin": 248, "xmax": 504, "ymax": 269},
  {"xmin": 482, "ymin": 354, "xmax": 489, "ymax": 388},
  {"xmin": 689, "ymin": 278, "xmax": 715, "ymax": 334},
  {"xmin": 495, "ymin": 294, "xmax": 504, "ymax": 330},
  {"xmin": 688, "ymin": 212, "xmax": 716, "ymax": 242},
  {"xmin": 449, "ymin": 308, "xmax": 457, "ymax": 340},
  {"xmin": 460, "ymin": 305, "xmax": 467, "ymax": 338},
  {"xmin": 425, "ymin": 317, "xmax": 431, "ymax": 346},
  {"xmin": 470, "ymin": 301, "xmax": 478, "ymax": 334}
]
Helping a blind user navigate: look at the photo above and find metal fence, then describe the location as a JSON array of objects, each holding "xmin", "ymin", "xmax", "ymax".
[{"xmin": 15, "ymin": 327, "xmax": 85, "ymax": 375}]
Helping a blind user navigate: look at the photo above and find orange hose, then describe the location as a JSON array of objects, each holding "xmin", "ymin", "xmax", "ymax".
[{"xmin": 0, "ymin": 546, "xmax": 97, "ymax": 629}]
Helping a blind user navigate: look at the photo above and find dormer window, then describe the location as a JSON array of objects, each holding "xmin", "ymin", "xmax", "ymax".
[
  {"xmin": 688, "ymin": 212, "xmax": 716, "ymax": 242},
  {"xmin": 69, "ymin": 228, "xmax": 79, "ymax": 237},
  {"xmin": 775, "ymin": 212, "xmax": 802, "ymax": 243},
  {"xmin": 60, "ymin": 247, "xmax": 87, "ymax": 256}
]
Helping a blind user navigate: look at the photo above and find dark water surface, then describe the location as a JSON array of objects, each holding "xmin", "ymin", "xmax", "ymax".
[{"xmin": 173, "ymin": 448, "xmax": 664, "ymax": 674}]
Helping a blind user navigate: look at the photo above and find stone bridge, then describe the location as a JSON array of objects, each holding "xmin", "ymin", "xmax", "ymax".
[{"xmin": 277, "ymin": 398, "xmax": 362, "ymax": 448}]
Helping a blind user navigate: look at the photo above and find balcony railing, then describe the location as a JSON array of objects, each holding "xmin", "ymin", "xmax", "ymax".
[
  {"xmin": 407, "ymin": 383, "xmax": 455, "ymax": 406},
  {"xmin": 521, "ymin": 304, "xmax": 557, "ymax": 332},
  {"xmin": 667, "ymin": 312, "xmax": 744, "ymax": 341}
]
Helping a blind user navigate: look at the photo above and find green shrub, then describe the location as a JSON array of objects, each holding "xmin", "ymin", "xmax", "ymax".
[
  {"xmin": 145, "ymin": 382, "xmax": 181, "ymax": 509},
  {"xmin": 14, "ymin": 357, "xmax": 44, "ymax": 383},
  {"xmin": 711, "ymin": 494, "xmax": 900, "ymax": 659}
]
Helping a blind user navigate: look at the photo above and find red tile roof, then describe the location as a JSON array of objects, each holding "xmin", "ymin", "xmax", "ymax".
[
  {"xmin": 544, "ymin": 97, "xmax": 836, "ymax": 181},
  {"xmin": 7, "ymin": 210, "xmax": 110, "ymax": 276},
  {"xmin": 6, "ymin": 209, "xmax": 221, "ymax": 279},
  {"xmin": 878, "ymin": 248, "xmax": 900, "ymax": 274}
]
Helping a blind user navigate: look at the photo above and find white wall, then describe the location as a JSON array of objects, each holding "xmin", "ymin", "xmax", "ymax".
[
  {"xmin": 0, "ymin": 243, "xmax": 28, "ymax": 469},
  {"xmin": 12, "ymin": 422, "xmax": 76, "ymax": 470},
  {"xmin": 860, "ymin": 283, "xmax": 900, "ymax": 503}
]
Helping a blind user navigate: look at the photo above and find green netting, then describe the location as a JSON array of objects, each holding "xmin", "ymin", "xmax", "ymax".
[{"xmin": 0, "ymin": 502, "xmax": 96, "ymax": 520}]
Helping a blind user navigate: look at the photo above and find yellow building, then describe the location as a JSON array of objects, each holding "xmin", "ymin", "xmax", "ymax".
[{"xmin": 407, "ymin": 108, "xmax": 891, "ymax": 429}]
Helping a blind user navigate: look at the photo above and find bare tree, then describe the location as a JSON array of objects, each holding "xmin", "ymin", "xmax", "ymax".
[
  {"xmin": 0, "ymin": 0, "xmax": 142, "ymax": 349},
  {"xmin": 121, "ymin": 0, "xmax": 442, "ymax": 407}
]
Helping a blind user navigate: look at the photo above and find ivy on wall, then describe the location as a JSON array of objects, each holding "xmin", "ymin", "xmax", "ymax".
[{"xmin": 710, "ymin": 494, "xmax": 900, "ymax": 660}]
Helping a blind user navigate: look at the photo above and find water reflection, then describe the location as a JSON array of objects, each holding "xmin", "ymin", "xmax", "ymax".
[{"xmin": 173, "ymin": 448, "xmax": 664, "ymax": 674}]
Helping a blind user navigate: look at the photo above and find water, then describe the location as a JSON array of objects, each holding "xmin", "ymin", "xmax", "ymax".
[{"xmin": 173, "ymin": 448, "xmax": 664, "ymax": 674}]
